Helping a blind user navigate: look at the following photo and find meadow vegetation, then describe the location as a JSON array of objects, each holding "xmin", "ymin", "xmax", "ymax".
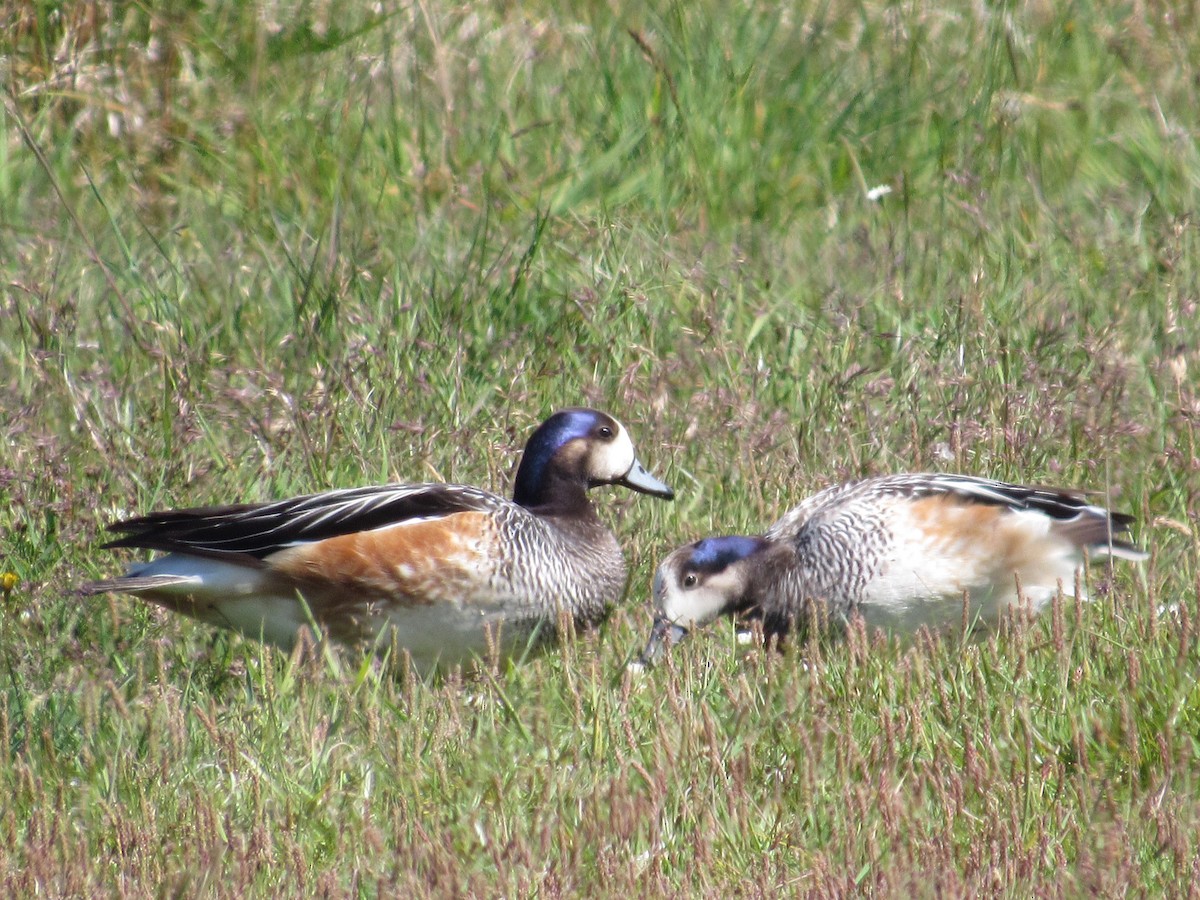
[{"xmin": 2, "ymin": 0, "xmax": 1199, "ymax": 894}]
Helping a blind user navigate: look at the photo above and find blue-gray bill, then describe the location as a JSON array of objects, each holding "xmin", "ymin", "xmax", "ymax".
[
  {"xmin": 633, "ymin": 616, "xmax": 689, "ymax": 668},
  {"xmin": 619, "ymin": 459, "xmax": 675, "ymax": 499}
]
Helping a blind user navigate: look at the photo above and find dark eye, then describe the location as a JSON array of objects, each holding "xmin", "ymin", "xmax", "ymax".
[
  {"xmin": 682, "ymin": 573, "xmax": 697, "ymax": 588},
  {"xmin": 597, "ymin": 426, "xmax": 614, "ymax": 439}
]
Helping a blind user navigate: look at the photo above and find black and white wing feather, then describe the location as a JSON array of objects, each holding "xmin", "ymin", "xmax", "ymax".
[
  {"xmin": 767, "ymin": 473, "xmax": 1145, "ymax": 560},
  {"xmin": 102, "ymin": 484, "xmax": 508, "ymax": 560}
]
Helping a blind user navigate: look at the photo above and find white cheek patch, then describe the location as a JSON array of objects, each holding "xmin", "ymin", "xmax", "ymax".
[
  {"xmin": 657, "ymin": 566, "xmax": 743, "ymax": 629},
  {"xmin": 590, "ymin": 424, "xmax": 637, "ymax": 482}
]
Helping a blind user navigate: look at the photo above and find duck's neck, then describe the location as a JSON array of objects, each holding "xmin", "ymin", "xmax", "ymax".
[
  {"xmin": 755, "ymin": 542, "xmax": 818, "ymax": 639},
  {"xmin": 513, "ymin": 467, "xmax": 595, "ymax": 518},
  {"xmin": 738, "ymin": 541, "xmax": 798, "ymax": 620}
]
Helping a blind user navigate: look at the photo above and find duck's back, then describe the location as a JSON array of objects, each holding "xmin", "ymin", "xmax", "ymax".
[{"xmin": 764, "ymin": 474, "xmax": 1141, "ymax": 632}]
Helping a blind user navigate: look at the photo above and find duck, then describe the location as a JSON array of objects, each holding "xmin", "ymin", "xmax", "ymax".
[
  {"xmin": 82, "ymin": 408, "xmax": 674, "ymax": 672},
  {"xmin": 638, "ymin": 473, "xmax": 1146, "ymax": 663}
]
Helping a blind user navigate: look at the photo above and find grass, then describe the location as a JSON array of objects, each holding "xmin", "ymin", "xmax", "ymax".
[{"xmin": 2, "ymin": 0, "xmax": 1199, "ymax": 894}]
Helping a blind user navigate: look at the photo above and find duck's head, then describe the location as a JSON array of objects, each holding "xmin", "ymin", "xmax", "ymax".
[
  {"xmin": 636, "ymin": 535, "xmax": 771, "ymax": 665},
  {"xmin": 513, "ymin": 408, "xmax": 674, "ymax": 510}
]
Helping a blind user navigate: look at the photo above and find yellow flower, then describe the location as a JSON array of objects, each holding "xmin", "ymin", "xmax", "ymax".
[{"xmin": 1, "ymin": 572, "xmax": 17, "ymax": 597}]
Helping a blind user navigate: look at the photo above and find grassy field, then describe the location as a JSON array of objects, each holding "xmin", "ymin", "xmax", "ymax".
[{"xmin": 3, "ymin": 0, "xmax": 1199, "ymax": 894}]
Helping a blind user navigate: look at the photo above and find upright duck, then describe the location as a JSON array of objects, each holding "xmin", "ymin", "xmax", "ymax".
[
  {"xmin": 83, "ymin": 408, "xmax": 674, "ymax": 672},
  {"xmin": 640, "ymin": 473, "xmax": 1145, "ymax": 661}
]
